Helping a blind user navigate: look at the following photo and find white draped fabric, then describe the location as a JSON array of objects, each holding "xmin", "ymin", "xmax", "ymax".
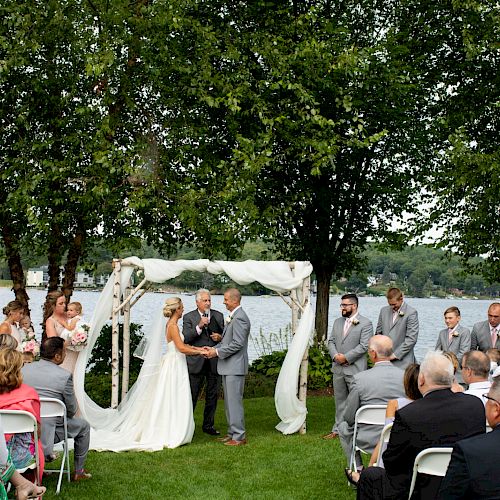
[{"xmin": 72, "ymin": 258, "xmax": 314, "ymax": 449}]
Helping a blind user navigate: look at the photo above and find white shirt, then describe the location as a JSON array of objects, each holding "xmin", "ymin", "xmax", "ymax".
[{"xmin": 465, "ymin": 380, "xmax": 492, "ymax": 405}]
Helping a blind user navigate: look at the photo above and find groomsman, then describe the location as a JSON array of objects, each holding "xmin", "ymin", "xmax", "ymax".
[
  {"xmin": 183, "ymin": 289, "xmax": 224, "ymax": 436},
  {"xmin": 324, "ymin": 293, "xmax": 373, "ymax": 440},
  {"xmin": 376, "ymin": 287, "xmax": 419, "ymax": 369},
  {"xmin": 206, "ymin": 288, "xmax": 251, "ymax": 446},
  {"xmin": 435, "ymin": 306, "xmax": 471, "ymax": 383},
  {"xmin": 471, "ymin": 302, "xmax": 500, "ymax": 352}
]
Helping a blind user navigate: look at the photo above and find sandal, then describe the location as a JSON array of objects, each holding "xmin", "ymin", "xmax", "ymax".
[{"xmin": 344, "ymin": 468, "xmax": 360, "ymax": 487}]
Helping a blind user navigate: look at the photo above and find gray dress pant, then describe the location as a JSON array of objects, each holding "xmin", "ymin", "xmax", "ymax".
[{"xmin": 222, "ymin": 375, "xmax": 246, "ymax": 441}]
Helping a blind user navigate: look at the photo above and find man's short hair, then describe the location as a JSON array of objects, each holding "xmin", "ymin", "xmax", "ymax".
[
  {"xmin": 41, "ymin": 337, "xmax": 65, "ymax": 360},
  {"xmin": 341, "ymin": 293, "xmax": 358, "ymax": 306},
  {"xmin": 462, "ymin": 350, "xmax": 490, "ymax": 378},
  {"xmin": 386, "ymin": 287, "xmax": 402, "ymax": 300},
  {"xmin": 224, "ymin": 288, "xmax": 241, "ymax": 303},
  {"xmin": 195, "ymin": 288, "xmax": 210, "ymax": 301},
  {"xmin": 490, "ymin": 377, "xmax": 500, "ymax": 401},
  {"xmin": 444, "ymin": 306, "xmax": 460, "ymax": 316},
  {"xmin": 369, "ymin": 335, "xmax": 393, "ymax": 358},
  {"xmin": 421, "ymin": 351, "xmax": 453, "ymax": 387}
]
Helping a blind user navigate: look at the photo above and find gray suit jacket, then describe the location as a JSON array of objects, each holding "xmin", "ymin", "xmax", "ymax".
[
  {"xmin": 328, "ymin": 314, "xmax": 373, "ymax": 375},
  {"xmin": 471, "ymin": 320, "xmax": 499, "ymax": 351},
  {"xmin": 435, "ymin": 324, "xmax": 471, "ymax": 366},
  {"xmin": 183, "ymin": 308, "xmax": 224, "ymax": 374},
  {"xmin": 343, "ymin": 361, "xmax": 406, "ymax": 452},
  {"xmin": 216, "ymin": 307, "xmax": 250, "ymax": 376},
  {"xmin": 376, "ymin": 302, "xmax": 419, "ymax": 368},
  {"xmin": 22, "ymin": 359, "xmax": 78, "ymax": 453}
]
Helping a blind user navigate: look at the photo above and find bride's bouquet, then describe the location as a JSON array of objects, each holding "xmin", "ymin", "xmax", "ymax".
[{"xmin": 68, "ymin": 322, "xmax": 90, "ymax": 351}]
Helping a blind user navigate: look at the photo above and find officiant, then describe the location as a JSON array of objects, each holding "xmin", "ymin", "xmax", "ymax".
[{"xmin": 183, "ymin": 289, "xmax": 224, "ymax": 436}]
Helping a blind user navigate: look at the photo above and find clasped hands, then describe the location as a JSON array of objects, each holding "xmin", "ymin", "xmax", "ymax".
[{"xmin": 199, "ymin": 346, "xmax": 217, "ymax": 359}]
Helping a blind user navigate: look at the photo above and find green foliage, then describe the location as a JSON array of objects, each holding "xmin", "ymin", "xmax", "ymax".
[
  {"xmin": 88, "ymin": 323, "xmax": 144, "ymax": 376},
  {"xmin": 250, "ymin": 350, "xmax": 287, "ymax": 379}
]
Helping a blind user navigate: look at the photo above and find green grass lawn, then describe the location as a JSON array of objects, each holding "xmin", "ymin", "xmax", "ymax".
[{"xmin": 41, "ymin": 396, "xmax": 356, "ymax": 500}]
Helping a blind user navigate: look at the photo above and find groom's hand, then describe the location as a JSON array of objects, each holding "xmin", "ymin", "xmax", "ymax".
[{"xmin": 205, "ymin": 347, "xmax": 218, "ymax": 359}]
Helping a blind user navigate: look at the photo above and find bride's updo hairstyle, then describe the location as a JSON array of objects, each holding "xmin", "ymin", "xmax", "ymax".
[{"xmin": 163, "ymin": 297, "xmax": 182, "ymax": 318}]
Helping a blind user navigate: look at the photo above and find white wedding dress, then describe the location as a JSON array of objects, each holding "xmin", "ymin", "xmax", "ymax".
[{"xmin": 90, "ymin": 329, "xmax": 194, "ymax": 451}]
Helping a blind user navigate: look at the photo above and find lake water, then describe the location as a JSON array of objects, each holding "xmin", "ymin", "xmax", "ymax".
[{"xmin": 1, "ymin": 288, "xmax": 493, "ymax": 363}]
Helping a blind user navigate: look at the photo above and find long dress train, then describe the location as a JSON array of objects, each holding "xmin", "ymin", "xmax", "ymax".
[{"xmin": 90, "ymin": 333, "xmax": 194, "ymax": 451}]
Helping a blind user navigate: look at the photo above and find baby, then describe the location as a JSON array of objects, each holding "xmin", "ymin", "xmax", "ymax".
[
  {"xmin": 19, "ymin": 316, "xmax": 35, "ymax": 339},
  {"xmin": 60, "ymin": 302, "xmax": 84, "ymax": 340}
]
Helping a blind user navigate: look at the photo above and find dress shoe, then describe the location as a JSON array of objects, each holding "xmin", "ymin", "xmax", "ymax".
[
  {"xmin": 73, "ymin": 470, "xmax": 92, "ymax": 482},
  {"xmin": 224, "ymin": 439, "xmax": 247, "ymax": 446},
  {"xmin": 203, "ymin": 427, "xmax": 221, "ymax": 436},
  {"xmin": 216, "ymin": 435, "xmax": 232, "ymax": 443},
  {"xmin": 322, "ymin": 432, "xmax": 339, "ymax": 440}
]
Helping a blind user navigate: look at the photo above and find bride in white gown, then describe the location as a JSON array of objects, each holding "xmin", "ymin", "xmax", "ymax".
[{"xmin": 90, "ymin": 297, "xmax": 206, "ymax": 451}]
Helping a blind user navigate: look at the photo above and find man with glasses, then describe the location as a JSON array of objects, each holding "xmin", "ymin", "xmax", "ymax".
[
  {"xmin": 323, "ymin": 293, "xmax": 373, "ymax": 440},
  {"xmin": 376, "ymin": 287, "xmax": 419, "ymax": 369},
  {"xmin": 438, "ymin": 377, "xmax": 500, "ymax": 499}
]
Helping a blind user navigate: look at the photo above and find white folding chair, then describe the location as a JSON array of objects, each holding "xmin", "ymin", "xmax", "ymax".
[
  {"xmin": 0, "ymin": 410, "xmax": 40, "ymax": 483},
  {"xmin": 407, "ymin": 447, "xmax": 453, "ymax": 499},
  {"xmin": 39, "ymin": 398, "xmax": 71, "ymax": 494},
  {"xmin": 373, "ymin": 422, "xmax": 393, "ymax": 467},
  {"xmin": 350, "ymin": 404, "xmax": 387, "ymax": 471}
]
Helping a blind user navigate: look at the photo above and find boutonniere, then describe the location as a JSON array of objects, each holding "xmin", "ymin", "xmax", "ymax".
[
  {"xmin": 451, "ymin": 331, "xmax": 459, "ymax": 337},
  {"xmin": 398, "ymin": 311, "xmax": 405, "ymax": 317},
  {"xmin": 225, "ymin": 315, "xmax": 232, "ymax": 325},
  {"xmin": 352, "ymin": 318, "xmax": 359, "ymax": 326}
]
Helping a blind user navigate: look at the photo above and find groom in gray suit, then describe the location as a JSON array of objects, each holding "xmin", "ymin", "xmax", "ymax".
[
  {"xmin": 325, "ymin": 293, "xmax": 373, "ymax": 439},
  {"xmin": 205, "ymin": 288, "xmax": 250, "ymax": 446},
  {"xmin": 471, "ymin": 302, "xmax": 500, "ymax": 352},
  {"xmin": 376, "ymin": 287, "xmax": 419, "ymax": 369}
]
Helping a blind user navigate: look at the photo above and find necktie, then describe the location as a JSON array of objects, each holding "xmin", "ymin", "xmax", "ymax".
[
  {"xmin": 492, "ymin": 328, "xmax": 498, "ymax": 347},
  {"xmin": 392, "ymin": 311, "xmax": 398, "ymax": 324},
  {"xmin": 343, "ymin": 318, "xmax": 351, "ymax": 337},
  {"xmin": 448, "ymin": 329, "xmax": 454, "ymax": 343}
]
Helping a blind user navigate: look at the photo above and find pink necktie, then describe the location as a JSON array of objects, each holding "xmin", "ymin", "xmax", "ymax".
[
  {"xmin": 343, "ymin": 318, "xmax": 351, "ymax": 337},
  {"xmin": 448, "ymin": 329, "xmax": 454, "ymax": 343},
  {"xmin": 492, "ymin": 328, "xmax": 498, "ymax": 347},
  {"xmin": 392, "ymin": 311, "xmax": 398, "ymax": 324}
]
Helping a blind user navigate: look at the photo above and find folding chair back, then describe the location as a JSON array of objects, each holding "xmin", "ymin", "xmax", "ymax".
[
  {"xmin": 350, "ymin": 404, "xmax": 387, "ymax": 470},
  {"xmin": 408, "ymin": 447, "xmax": 453, "ymax": 499},
  {"xmin": 0, "ymin": 410, "xmax": 40, "ymax": 480},
  {"xmin": 40, "ymin": 398, "xmax": 71, "ymax": 494},
  {"xmin": 373, "ymin": 422, "xmax": 393, "ymax": 467}
]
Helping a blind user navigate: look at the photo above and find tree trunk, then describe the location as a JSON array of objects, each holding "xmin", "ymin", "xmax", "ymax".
[
  {"xmin": 62, "ymin": 226, "xmax": 86, "ymax": 302},
  {"xmin": 1, "ymin": 223, "xmax": 30, "ymax": 314},
  {"xmin": 47, "ymin": 223, "xmax": 63, "ymax": 292},
  {"xmin": 314, "ymin": 266, "xmax": 333, "ymax": 343}
]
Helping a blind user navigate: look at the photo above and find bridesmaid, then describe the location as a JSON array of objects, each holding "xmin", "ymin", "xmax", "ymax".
[
  {"xmin": 44, "ymin": 290, "xmax": 78, "ymax": 373},
  {"xmin": 0, "ymin": 301, "xmax": 24, "ymax": 351}
]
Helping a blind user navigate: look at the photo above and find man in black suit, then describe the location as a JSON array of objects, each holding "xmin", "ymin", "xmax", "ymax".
[
  {"xmin": 438, "ymin": 377, "xmax": 500, "ymax": 499},
  {"xmin": 355, "ymin": 351, "xmax": 485, "ymax": 500},
  {"xmin": 183, "ymin": 288, "xmax": 224, "ymax": 435}
]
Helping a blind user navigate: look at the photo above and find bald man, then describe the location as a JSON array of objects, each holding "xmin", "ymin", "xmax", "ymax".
[
  {"xmin": 338, "ymin": 335, "xmax": 405, "ymax": 469},
  {"xmin": 356, "ymin": 351, "xmax": 485, "ymax": 500}
]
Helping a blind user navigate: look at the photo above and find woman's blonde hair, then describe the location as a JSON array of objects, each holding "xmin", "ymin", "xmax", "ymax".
[
  {"xmin": 0, "ymin": 349, "xmax": 23, "ymax": 394},
  {"xmin": 0, "ymin": 333, "xmax": 19, "ymax": 351},
  {"xmin": 2, "ymin": 300, "xmax": 24, "ymax": 317},
  {"xmin": 163, "ymin": 297, "xmax": 182, "ymax": 318}
]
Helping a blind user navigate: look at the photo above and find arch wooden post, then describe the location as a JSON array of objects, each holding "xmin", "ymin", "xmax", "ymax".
[
  {"xmin": 121, "ymin": 280, "xmax": 131, "ymax": 401},
  {"xmin": 298, "ymin": 274, "xmax": 311, "ymax": 434},
  {"xmin": 111, "ymin": 259, "xmax": 121, "ymax": 409}
]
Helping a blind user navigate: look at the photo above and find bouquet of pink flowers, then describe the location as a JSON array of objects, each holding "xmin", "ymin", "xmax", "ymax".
[
  {"xmin": 21, "ymin": 337, "xmax": 40, "ymax": 357},
  {"xmin": 69, "ymin": 323, "xmax": 90, "ymax": 351}
]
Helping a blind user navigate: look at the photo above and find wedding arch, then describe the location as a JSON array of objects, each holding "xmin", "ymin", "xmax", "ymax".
[{"xmin": 73, "ymin": 257, "xmax": 315, "ymax": 447}]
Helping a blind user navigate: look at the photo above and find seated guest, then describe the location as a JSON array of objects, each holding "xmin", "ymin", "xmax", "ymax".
[
  {"xmin": 438, "ymin": 377, "xmax": 500, "ymax": 499},
  {"xmin": 435, "ymin": 306, "xmax": 471, "ymax": 384},
  {"xmin": 353, "ymin": 351, "xmax": 485, "ymax": 500},
  {"xmin": 463, "ymin": 350, "xmax": 491, "ymax": 405},
  {"xmin": 486, "ymin": 348, "xmax": 500, "ymax": 382},
  {"xmin": 22, "ymin": 337, "xmax": 91, "ymax": 481},
  {"xmin": 443, "ymin": 351, "xmax": 465, "ymax": 393},
  {"xmin": 338, "ymin": 335, "xmax": 405, "ymax": 470},
  {"xmin": 0, "ymin": 349, "xmax": 44, "ymax": 482},
  {"xmin": 0, "ymin": 414, "xmax": 46, "ymax": 500},
  {"xmin": 368, "ymin": 363, "xmax": 422, "ymax": 468}
]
